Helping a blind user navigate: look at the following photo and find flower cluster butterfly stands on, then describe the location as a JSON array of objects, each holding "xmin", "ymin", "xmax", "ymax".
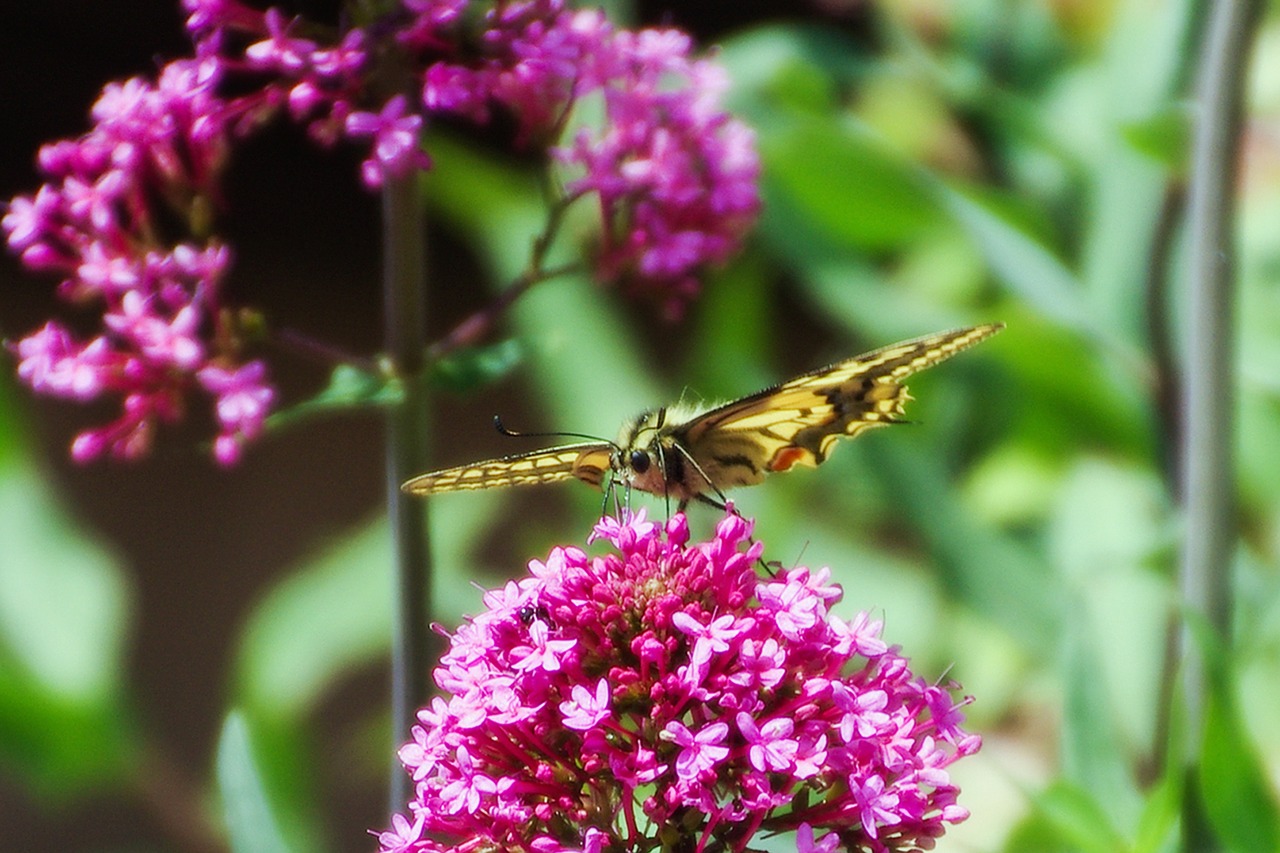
[{"xmin": 378, "ymin": 508, "xmax": 980, "ymax": 853}]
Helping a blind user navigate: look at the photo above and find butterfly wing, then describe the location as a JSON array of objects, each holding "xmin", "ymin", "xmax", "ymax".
[
  {"xmin": 673, "ymin": 324, "xmax": 1003, "ymax": 491},
  {"xmin": 401, "ymin": 443, "xmax": 614, "ymax": 495}
]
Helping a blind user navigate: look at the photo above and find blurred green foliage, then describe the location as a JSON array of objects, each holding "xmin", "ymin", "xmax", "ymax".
[
  {"xmin": 0, "ymin": 377, "xmax": 134, "ymax": 798},
  {"xmin": 4, "ymin": 1, "xmax": 1280, "ymax": 851}
]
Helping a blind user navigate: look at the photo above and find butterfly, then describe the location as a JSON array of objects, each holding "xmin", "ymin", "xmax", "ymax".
[{"xmin": 402, "ymin": 324, "xmax": 1003, "ymax": 509}]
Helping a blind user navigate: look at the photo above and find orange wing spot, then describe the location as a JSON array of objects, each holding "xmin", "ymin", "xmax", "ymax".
[{"xmin": 769, "ymin": 446, "xmax": 813, "ymax": 472}]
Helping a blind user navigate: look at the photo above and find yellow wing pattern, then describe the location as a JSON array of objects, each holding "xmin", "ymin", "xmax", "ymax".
[
  {"xmin": 401, "ymin": 443, "xmax": 614, "ymax": 495},
  {"xmin": 677, "ymin": 324, "xmax": 1003, "ymax": 488}
]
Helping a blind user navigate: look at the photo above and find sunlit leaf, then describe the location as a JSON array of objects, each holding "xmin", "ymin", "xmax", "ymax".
[
  {"xmin": 934, "ymin": 182, "xmax": 1091, "ymax": 332},
  {"xmin": 0, "ymin": 466, "xmax": 129, "ymax": 704},
  {"xmin": 1121, "ymin": 104, "xmax": 1191, "ymax": 172},
  {"xmin": 266, "ymin": 364, "xmax": 402, "ymax": 431},
  {"xmin": 235, "ymin": 520, "xmax": 392, "ymax": 719},
  {"xmin": 1060, "ymin": 619, "xmax": 1142, "ymax": 825},
  {"xmin": 718, "ymin": 24, "xmax": 867, "ymax": 122},
  {"xmin": 0, "ymin": 386, "xmax": 134, "ymax": 793},
  {"xmin": 874, "ymin": 441, "xmax": 1059, "ymax": 657},
  {"xmin": 1051, "ymin": 461, "xmax": 1168, "ymax": 821},
  {"xmin": 1198, "ymin": 657, "xmax": 1280, "ymax": 852},
  {"xmin": 430, "ymin": 338, "xmax": 524, "ymax": 393},
  {"xmin": 1032, "ymin": 780, "xmax": 1128, "ymax": 853},
  {"xmin": 1131, "ymin": 764, "xmax": 1180, "ymax": 853},
  {"xmin": 762, "ymin": 118, "xmax": 943, "ymax": 251},
  {"xmin": 216, "ymin": 711, "xmax": 295, "ymax": 853},
  {"xmin": 235, "ymin": 496, "xmax": 502, "ymax": 720}
]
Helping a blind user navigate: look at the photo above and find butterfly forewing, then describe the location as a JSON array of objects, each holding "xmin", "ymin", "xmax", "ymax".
[
  {"xmin": 676, "ymin": 324, "xmax": 1003, "ymax": 484},
  {"xmin": 401, "ymin": 443, "xmax": 613, "ymax": 495}
]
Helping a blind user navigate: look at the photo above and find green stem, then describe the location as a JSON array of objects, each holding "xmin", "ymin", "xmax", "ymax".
[
  {"xmin": 426, "ymin": 191, "xmax": 583, "ymax": 361},
  {"xmin": 1179, "ymin": 0, "xmax": 1262, "ymax": 845},
  {"xmin": 382, "ymin": 171, "xmax": 431, "ymax": 812}
]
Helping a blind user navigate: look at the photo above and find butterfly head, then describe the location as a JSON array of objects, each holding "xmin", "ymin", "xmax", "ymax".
[
  {"xmin": 610, "ymin": 408, "xmax": 661, "ymax": 492},
  {"xmin": 611, "ymin": 406, "xmax": 712, "ymax": 503}
]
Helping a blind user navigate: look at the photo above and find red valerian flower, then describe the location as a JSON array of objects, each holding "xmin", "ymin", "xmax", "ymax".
[{"xmin": 379, "ymin": 508, "xmax": 979, "ymax": 852}]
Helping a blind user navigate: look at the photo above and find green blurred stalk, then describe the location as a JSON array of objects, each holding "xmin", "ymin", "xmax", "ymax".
[
  {"xmin": 382, "ymin": 172, "xmax": 431, "ymax": 812},
  {"xmin": 1179, "ymin": 0, "xmax": 1262, "ymax": 846}
]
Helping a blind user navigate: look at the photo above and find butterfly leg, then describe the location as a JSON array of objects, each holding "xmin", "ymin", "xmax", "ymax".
[
  {"xmin": 689, "ymin": 494, "xmax": 776, "ymax": 577},
  {"xmin": 600, "ymin": 480, "xmax": 614, "ymax": 519},
  {"xmin": 691, "ymin": 493, "xmax": 727, "ymax": 511}
]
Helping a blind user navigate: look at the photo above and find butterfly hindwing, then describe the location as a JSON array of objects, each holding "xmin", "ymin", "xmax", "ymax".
[
  {"xmin": 401, "ymin": 443, "xmax": 613, "ymax": 495},
  {"xmin": 675, "ymin": 325, "xmax": 1003, "ymax": 489}
]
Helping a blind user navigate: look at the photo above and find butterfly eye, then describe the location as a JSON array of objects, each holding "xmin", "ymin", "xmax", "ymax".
[{"xmin": 629, "ymin": 450, "xmax": 651, "ymax": 474}]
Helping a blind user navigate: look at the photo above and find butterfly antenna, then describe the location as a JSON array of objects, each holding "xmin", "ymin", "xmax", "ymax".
[
  {"xmin": 492, "ymin": 415, "xmax": 619, "ymax": 450},
  {"xmin": 790, "ymin": 540, "xmax": 811, "ymax": 569},
  {"xmin": 936, "ymin": 662, "xmax": 956, "ymax": 685}
]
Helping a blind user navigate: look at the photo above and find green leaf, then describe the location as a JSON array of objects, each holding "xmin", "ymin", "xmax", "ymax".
[
  {"xmin": 0, "ymin": 375, "xmax": 24, "ymax": 470},
  {"xmin": 686, "ymin": 250, "xmax": 775, "ymax": 400},
  {"xmin": 1077, "ymin": 0, "xmax": 1196, "ymax": 344},
  {"xmin": 1199, "ymin": 676, "xmax": 1280, "ymax": 852},
  {"xmin": 1059, "ymin": 613, "xmax": 1141, "ymax": 825},
  {"xmin": 216, "ymin": 711, "xmax": 294, "ymax": 853},
  {"xmin": 1179, "ymin": 610, "xmax": 1280, "ymax": 851},
  {"xmin": 235, "ymin": 520, "xmax": 393, "ymax": 719},
  {"xmin": 994, "ymin": 319, "xmax": 1153, "ymax": 458},
  {"xmin": 933, "ymin": 182, "xmax": 1092, "ymax": 332},
  {"xmin": 423, "ymin": 130, "xmax": 543, "ymax": 242},
  {"xmin": 718, "ymin": 24, "xmax": 868, "ymax": 122},
  {"xmin": 762, "ymin": 118, "xmax": 943, "ymax": 251},
  {"xmin": 235, "ymin": 495, "xmax": 503, "ymax": 720},
  {"xmin": 514, "ymin": 272, "xmax": 660, "ymax": 442},
  {"xmin": 1121, "ymin": 104, "xmax": 1191, "ymax": 172},
  {"xmin": 430, "ymin": 338, "xmax": 524, "ymax": 393},
  {"xmin": 266, "ymin": 364, "xmax": 401, "ymax": 431},
  {"xmin": 0, "ymin": 390, "xmax": 134, "ymax": 793},
  {"xmin": 0, "ymin": 466, "xmax": 129, "ymax": 704},
  {"xmin": 796, "ymin": 256, "xmax": 985, "ymax": 345},
  {"xmin": 1031, "ymin": 780, "xmax": 1128, "ymax": 853},
  {"xmin": 874, "ymin": 441, "xmax": 1059, "ymax": 658},
  {"xmin": 1050, "ymin": 461, "xmax": 1170, "ymax": 824},
  {"xmin": 1131, "ymin": 764, "xmax": 1180, "ymax": 853},
  {"xmin": 0, "ymin": 667, "xmax": 132, "ymax": 798},
  {"xmin": 426, "ymin": 128, "xmax": 660, "ymax": 431}
]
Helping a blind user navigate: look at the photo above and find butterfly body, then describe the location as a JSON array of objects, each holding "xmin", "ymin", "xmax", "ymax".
[{"xmin": 402, "ymin": 324, "xmax": 1003, "ymax": 504}]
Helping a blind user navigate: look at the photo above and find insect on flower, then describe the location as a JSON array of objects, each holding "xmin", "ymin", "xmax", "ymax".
[{"xmin": 402, "ymin": 324, "xmax": 1004, "ymax": 509}]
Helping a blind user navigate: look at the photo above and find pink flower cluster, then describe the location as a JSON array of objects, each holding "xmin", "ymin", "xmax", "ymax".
[
  {"xmin": 380, "ymin": 510, "xmax": 979, "ymax": 853},
  {"xmin": 559, "ymin": 25, "xmax": 760, "ymax": 318},
  {"xmin": 409, "ymin": 2, "xmax": 761, "ymax": 317},
  {"xmin": 3, "ymin": 61, "xmax": 272, "ymax": 463},
  {"xmin": 3, "ymin": 0, "xmax": 760, "ymax": 463}
]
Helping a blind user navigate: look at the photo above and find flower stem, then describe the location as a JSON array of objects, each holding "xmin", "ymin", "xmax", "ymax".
[
  {"xmin": 426, "ymin": 192, "xmax": 582, "ymax": 362},
  {"xmin": 381, "ymin": 170, "xmax": 431, "ymax": 812},
  {"xmin": 1179, "ymin": 0, "xmax": 1262, "ymax": 845}
]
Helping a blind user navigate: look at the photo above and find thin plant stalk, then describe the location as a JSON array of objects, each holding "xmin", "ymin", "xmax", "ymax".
[
  {"xmin": 382, "ymin": 171, "xmax": 431, "ymax": 812},
  {"xmin": 1179, "ymin": 0, "xmax": 1262, "ymax": 845}
]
